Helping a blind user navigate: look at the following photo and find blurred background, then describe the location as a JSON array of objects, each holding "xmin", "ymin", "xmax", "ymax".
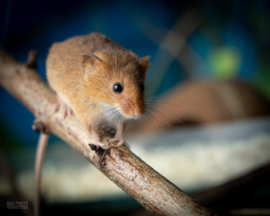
[{"xmin": 0, "ymin": 0, "xmax": 270, "ymax": 215}]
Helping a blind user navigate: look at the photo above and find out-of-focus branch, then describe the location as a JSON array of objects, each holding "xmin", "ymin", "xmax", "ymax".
[
  {"xmin": 192, "ymin": 162, "xmax": 270, "ymax": 209},
  {"xmin": 0, "ymin": 47, "xmax": 216, "ymax": 216},
  {"xmin": 136, "ymin": 6, "xmax": 204, "ymax": 96}
]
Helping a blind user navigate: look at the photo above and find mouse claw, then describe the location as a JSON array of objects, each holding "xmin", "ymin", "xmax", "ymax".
[
  {"xmin": 109, "ymin": 138, "xmax": 129, "ymax": 148},
  {"xmin": 67, "ymin": 106, "xmax": 73, "ymax": 116},
  {"xmin": 54, "ymin": 100, "xmax": 73, "ymax": 119}
]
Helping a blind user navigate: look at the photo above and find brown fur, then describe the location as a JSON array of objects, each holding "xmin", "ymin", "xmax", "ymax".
[{"xmin": 46, "ymin": 33, "xmax": 150, "ymax": 133}]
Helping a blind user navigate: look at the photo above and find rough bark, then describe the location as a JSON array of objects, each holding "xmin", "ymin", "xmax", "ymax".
[{"xmin": 0, "ymin": 48, "xmax": 216, "ymax": 216}]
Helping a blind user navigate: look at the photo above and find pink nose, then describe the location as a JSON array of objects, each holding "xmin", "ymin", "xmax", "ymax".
[
  {"xmin": 133, "ymin": 106, "xmax": 145, "ymax": 117},
  {"xmin": 133, "ymin": 112, "xmax": 141, "ymax": 117}
]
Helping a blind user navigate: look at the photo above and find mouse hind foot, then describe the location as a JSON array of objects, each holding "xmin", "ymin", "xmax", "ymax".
[{"xmin": 53, "ymin": 99, "xmax": 73, "ymax": 119}]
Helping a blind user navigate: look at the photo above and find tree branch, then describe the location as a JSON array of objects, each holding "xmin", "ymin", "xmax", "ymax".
[{"xmin": 0, "ymin": 47, "xmax": 216, "ymax": 216}]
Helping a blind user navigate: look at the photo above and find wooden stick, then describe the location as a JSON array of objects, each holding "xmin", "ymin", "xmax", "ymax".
[{"xmin": 0, "ymin": 47, "xmax": 216, "ymax": 216}]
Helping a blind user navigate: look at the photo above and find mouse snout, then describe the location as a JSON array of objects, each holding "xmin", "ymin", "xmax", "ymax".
[{"xmin": 122, "ymin": 97, "xmax": 145, "ymax": 118}]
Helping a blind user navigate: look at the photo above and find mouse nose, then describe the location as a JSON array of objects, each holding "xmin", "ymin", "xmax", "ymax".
[
  {"xmin": 123, "ymin": 98, "xmax": 145, "ymax": 118},
  {"xmin": 133, "ymin": 106, "xmax": 144, "ymax": 117}
]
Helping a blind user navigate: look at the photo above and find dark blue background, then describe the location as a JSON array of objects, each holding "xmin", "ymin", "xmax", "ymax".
[{"xmin": 1, "ymin": 0, "xmax": 270, "ymax": 149}]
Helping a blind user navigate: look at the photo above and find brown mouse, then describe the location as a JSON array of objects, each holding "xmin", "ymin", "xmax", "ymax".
[
  {"xmin": 46, "ymin": 33, "xmax": 150, "ymax": 147},
  {"xmin": 34, "ymin": 33, "xmax": 150, "ymax": 216}
]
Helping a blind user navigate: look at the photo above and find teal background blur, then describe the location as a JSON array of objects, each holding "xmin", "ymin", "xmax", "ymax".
[{"xmin": 0, "ymin": 0, "xmax": 270, "ymax": 150}]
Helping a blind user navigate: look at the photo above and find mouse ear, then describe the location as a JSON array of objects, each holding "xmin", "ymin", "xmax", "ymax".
[
  {"xmin": 140, "ymin": 55, "xmax": 151, "ymax": 62},
  {"xmin": 139, "ymin": 55, "xmax": 151, "ymax": 71},
  {"xmin": 82, "ymin": 54, "xmax": 103, "ymax": 74}
]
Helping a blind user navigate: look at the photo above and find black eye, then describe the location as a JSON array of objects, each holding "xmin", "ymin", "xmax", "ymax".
[
  {"xmin": 113, "ymin": 82, "xmax": 123, "ymax": 94},
  {"xmin": 140, "ymin": 84, "xmax": 145, "ymax": 93}
]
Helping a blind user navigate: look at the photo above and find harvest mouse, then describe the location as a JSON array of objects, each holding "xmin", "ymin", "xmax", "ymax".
[
  {"xmin": 34, "ymin": 33, "xmax": 150, "ymax": 216},
  {"xmin": 47, "ymin": 32, "xmax": 150, "ymax": 147}
]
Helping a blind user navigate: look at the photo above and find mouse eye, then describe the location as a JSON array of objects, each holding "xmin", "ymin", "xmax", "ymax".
[
  {"xmin": 113, "ymin": 82, "xmax": 123, "ymax": 94},
  {"xmin": 140, "ymin": 84, "xmax": 145, "ymax": 93}
]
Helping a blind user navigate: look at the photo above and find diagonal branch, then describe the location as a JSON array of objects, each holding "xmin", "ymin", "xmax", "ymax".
[{"xmin": 0, "ymin": 47, "xmax": 216, "ymax": 216}]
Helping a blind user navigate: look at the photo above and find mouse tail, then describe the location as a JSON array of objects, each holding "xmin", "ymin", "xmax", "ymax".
[{"xmin": 34, "ymin": 133, "xmax": 49, "ymax": 216}]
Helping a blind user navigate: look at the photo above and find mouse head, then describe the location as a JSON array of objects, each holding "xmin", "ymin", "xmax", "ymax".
[{"xmin": 81, "ymin": 49, "xmax": 150, "ymax": 120}]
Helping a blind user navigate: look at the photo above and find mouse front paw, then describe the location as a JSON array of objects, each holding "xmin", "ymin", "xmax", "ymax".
[{"xmin": 100, "ymin": 124, "xmax": 116, "ymax": 135}]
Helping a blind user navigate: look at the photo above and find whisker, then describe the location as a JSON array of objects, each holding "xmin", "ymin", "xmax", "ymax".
[
  {"xmin": 146, "ymin": 106, "xmax": 171, "ymax": 128},
  {"xmin": 148, "ymin": 104, "xmax": 186, "ymax": 126},
  {"xmin": 169, "ymin": 109, "xmax": 185, "ymax": 126},
  {"xmin": 145, "ymin": 102, "xmax": 189, "ymax": 113},
  {"xmin": 144, "ymin": 109, "xmax": 156, "ymax": 129},
  {"xmin": 91, "ymin": 106, "xmax": 121, "ymax": 121},
  {"xmin": 107, "ymin": 107, "xmax": 122, "ymax": 120}
]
